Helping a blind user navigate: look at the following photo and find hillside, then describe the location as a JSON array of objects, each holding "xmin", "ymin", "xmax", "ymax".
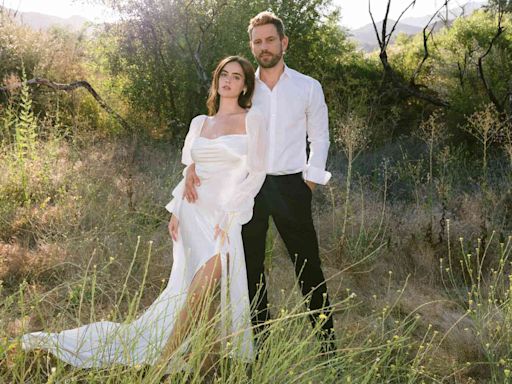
[
  {"xmin": 1, "ymin": 7, "xmax": 90, "ymax": 31},
  {"xmin": 350, "ymin": 1, "xmax": 486, "ymax": 52}
]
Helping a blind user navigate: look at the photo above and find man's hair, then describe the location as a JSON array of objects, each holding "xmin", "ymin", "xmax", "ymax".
[{"xmin": 247, "ymin": 11, "xmax": 285, "ymax": 40}]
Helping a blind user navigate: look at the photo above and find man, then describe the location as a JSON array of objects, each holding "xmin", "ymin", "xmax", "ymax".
[{"xmin": 183, "ymin": 11, "xmax": 336, "ymax": 353}]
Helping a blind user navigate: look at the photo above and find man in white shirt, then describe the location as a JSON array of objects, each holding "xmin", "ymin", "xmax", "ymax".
[
  {"xmin": 183, "ymin": 11, "xmax": 335, "ymax": 353},
  {"xmin": 243, "ymin": 11, "xmax": 335, "ymax": 353}
]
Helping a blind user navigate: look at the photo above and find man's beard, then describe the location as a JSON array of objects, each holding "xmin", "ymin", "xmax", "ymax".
[{"xmin": 256, "ymin": 49, "xmax": 283, "ymax": 68}]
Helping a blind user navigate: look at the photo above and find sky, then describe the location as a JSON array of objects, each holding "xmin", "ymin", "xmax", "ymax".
[
  {"xmin": 2, "ymin": 0, "xmax": 483, "ymax": 30},
  {"xmin": 2, "ymin": 0, "xmax": 118, "ymax": 23}
]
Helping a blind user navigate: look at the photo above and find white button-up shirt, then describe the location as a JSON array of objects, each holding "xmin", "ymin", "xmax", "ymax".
[{"xmin": 252, "ymin": 64, "xmax": 331, "ymax": 185}]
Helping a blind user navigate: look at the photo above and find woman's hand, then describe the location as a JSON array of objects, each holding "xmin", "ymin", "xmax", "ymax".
[
  {"xmin": 168, "ymin": 214, "xmax": 179, "ymax": 241},
  {"xmin": 214, "ymin": 224, "xmax": 229, "ymax": 246}
]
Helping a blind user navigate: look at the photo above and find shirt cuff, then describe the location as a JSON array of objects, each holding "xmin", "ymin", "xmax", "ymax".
[{"xmin": 302, "ymin": 164, "xmax": 332, "ymax": 185}]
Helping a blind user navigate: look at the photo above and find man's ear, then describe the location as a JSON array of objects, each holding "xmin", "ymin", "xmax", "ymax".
[{"xmin": 282, "ymin": 35, "xmax": 289, "ymax": 52}]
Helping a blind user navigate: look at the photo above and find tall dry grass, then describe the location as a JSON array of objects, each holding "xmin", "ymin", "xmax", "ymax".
[{"xmin": 1, "ymin": 95, "xmax": 512, "ymax": 382}]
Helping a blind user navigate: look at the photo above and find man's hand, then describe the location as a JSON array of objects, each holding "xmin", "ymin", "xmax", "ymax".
[
  {"xmin": 305, "ymin": 180, "xmax": 316, "ymax": 192},
  {"xmin": 168, "ymin": 214, "xmax": 179, "ymax": 241},
  {"xmin": 183, "ymin": 163, "xmax": 200, "ymax": 203}
]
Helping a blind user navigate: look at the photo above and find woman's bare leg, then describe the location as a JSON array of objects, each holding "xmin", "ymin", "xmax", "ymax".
[{"xmin": 158, "ymin": 254, "xmax": 223, "ymax": 367}]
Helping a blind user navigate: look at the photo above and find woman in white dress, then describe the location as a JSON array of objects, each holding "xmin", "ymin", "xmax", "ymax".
[{"xmin": 20, "ymin": 56, "xmax": 267, "ymax": 371}]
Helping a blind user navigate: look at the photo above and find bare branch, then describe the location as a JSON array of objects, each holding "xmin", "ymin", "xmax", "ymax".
[
  {"xmin": 477, "ymin": 4, "xmax": 506, "ymax": 113},
  {"xmin": 409, "ymin": 24, "xmax": 434, "ymax": 86},
  {"xmin": 381, "ymin": 0, "xmax": 393, "ymax": 47},
  {"xmin": 368, "ymin": 0, "xmax": 383, "ymax": 47},
  {"xmin": 457, "ymin": 53, "xmax": 469, "ymax": 87},
  {"xmin": 386, "ymin": 0, "xmax": 417, "ymax": 48},
  {"xmin": 368, "ymin": 0, "xmax": 450, "ymax": 108},
  {"xmin": 1, "ymin": 78, "xmax": 132, "ymax": 131},
  {"xmin": 409, "ymin": 1, "xmax": 449, "ymax": 86}
]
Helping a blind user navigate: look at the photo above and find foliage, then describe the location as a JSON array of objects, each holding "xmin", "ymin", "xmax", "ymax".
[
  {"xmin": 485, "ymin": 0, "xmax": 512, "ymax": 12},
  {"xmin": 390, "ymin": 9, "xmax": 512, "ymax": 140},
  {"xmin": 14, "ymin": 67, "xmax": 38, "ymax": 162},
  {"xmin": 95, "ymin": 0, "xmax": 352, "ymax": 136}
]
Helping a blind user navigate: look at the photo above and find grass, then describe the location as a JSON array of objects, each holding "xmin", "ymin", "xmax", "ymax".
[{"xmin": 1, "ymin": 111, "xmax": 512, "ymax": 382}]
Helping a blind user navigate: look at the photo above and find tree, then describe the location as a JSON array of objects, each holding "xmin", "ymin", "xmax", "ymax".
[
  {"xmin": 369, "ymin": 0, "xmax": 451, "ymax": 108},
  {"xmin": 485, "ymin": 0, "xmax": 512, "ymax": 13},
  {"xmin": 95, "ymin": 0, "xmax": 350, "ymax": 135}
]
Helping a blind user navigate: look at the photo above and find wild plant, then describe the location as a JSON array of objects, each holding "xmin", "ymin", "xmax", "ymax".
[
  {"xmin": 393, "ymin": 147, "xmax": 426, "ymax": 208},
  {"xmin": 0, "ymin": 99, "xmax": 16, "ymax": 147},
  {"xmin": 1, "ymin": 239, "xmax": 445, "ymax": 383},
  {"xmin": 415, "ymin": 111, "xmax": 448, "ymax": 188},
  {"xmin": 461, "ymin": 103, "xmax": 503, "ymax": 183},
  {"xmin": 0, "ymin": 66, "xmax": 39, "ymax": 206},
  {"xmin": 14, "ymin": 66, "xmax": 38, "ymax": 163},
  {"xmin": 415, "ymin": 111, "xmax": 449, "ymax": 238},
  {"xmin": 441, "ymin": 220, "xmax": 512, "ymax": 382},
  {"xmin": 503, "ymin": 121, "xmax": 512, "ymax": 172},
  {"xmin": 334, "ymin": 111, "xmax": 368, "ymax": 250}
]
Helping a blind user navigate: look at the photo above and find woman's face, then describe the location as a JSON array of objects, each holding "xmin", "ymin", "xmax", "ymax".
[{"xmin": 217, "ymin": 61, "xmax": 246, "ymax": 99}]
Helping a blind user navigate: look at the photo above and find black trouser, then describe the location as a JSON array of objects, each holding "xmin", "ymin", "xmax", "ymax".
[{"xmin": 242, "ymin": 172, "xmax": 336, "ymax": 351}]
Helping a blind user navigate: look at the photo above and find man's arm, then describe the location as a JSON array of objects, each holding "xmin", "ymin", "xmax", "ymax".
[
  {"xmin": 183, "ymin": 163, "xmax": 201, "ymax": 203},
  {"xmin": 303, "ymin": 79, "xmax": 331, "ymax": 188}
]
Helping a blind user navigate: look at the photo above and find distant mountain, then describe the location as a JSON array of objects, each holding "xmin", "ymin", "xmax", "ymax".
[
  {"xmin": 401, "ymin": 1, "xmax": 486, "ymax": 28},
  {"xmin": 349, "ymin": 1, "xmax": 487, "ymax": 52},
  {"xmin": 350, "ymin": 20, "xmax": 422, "ymax": 52},
  {"xmin": 2, "ymin": 7, "xmax": 91, "ymax": 31}
]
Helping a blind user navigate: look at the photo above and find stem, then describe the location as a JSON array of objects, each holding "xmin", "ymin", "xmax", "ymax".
[{"xmin": 340, "ymin": 147, "xmax": 353, "ymax": 248}]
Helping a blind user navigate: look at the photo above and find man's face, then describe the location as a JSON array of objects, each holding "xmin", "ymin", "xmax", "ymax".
[{"xmin": 250, "ymin": 24, "xmax": 288, "ymax": 69}]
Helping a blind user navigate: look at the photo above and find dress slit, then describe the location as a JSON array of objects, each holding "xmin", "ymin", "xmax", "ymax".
[{"xmin": 21, "ymin": 125, "xmax": 257, "ymax": 368}]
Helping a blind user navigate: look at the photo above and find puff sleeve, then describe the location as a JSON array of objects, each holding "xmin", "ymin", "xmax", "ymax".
[
  {"xmin": 165, "ymin": 115, "xmax": 206, "ymax": 219},
  {"xmin": 217, "ymin": 108, "xmax": 267, "ymax": 231}
]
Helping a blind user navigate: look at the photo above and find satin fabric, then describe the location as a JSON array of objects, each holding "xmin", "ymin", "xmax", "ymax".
[{"xmin": 21, "ymin": 108, "xmax": 267, "ymax": 368}]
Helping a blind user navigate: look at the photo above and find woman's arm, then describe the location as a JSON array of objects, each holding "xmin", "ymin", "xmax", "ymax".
[{"xmin": 165, "ymin": 115, "xmax": 205, "ymax": 220}]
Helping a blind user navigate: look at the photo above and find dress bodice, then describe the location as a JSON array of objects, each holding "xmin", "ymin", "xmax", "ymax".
[
  {"xmin": 167, "ymin": 109, "xmax": 267, "ymax": 230},
  {"xmin": 192, "ymin": 135, "xmax": 248, "ymax": 177},
  {"xmin": 191, "ymin": 135, "xmax": 249, "ymax": 209}
]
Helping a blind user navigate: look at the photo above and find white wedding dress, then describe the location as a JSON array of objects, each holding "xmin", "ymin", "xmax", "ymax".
[{"xmin": 21, "ymin": 108, "xmax": 267, "ymax": 368}]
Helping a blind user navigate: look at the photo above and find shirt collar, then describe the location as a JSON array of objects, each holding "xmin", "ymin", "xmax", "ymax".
[{"xmin": 255, "ymin": 63, "xmax": 291, "ymax": 81}]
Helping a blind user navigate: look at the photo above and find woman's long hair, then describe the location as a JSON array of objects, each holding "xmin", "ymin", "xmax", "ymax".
[{"xmin": 206, "ymin": 56, "xmax": 255, "ymax": 116}]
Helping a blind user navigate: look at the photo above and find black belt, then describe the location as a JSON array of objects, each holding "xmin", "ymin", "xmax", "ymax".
[{"xmin": 266, "ymin": 172, "xmax": 302, "ymax": 179}]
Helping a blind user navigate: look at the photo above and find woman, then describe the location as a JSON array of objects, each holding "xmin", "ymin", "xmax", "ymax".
[{"xmin": 20, "ymin": 56, "xmax": 267, "ymax": 371}]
